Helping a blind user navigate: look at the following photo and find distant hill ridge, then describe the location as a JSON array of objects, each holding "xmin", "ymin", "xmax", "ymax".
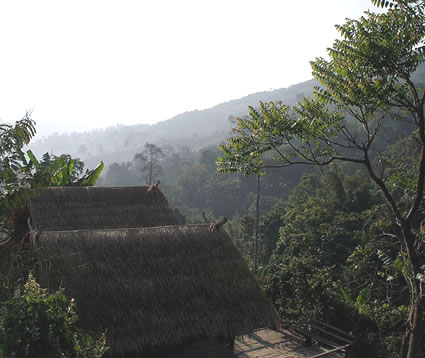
[{"xmin": 29, "ymin": 78, "xmax": 317, "ymax": 168}]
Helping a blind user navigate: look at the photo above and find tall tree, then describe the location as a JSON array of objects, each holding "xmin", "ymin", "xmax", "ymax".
[
  {"xmin": 0, "ymin": 114, "xmax": 36, "ymax": 235},
  {"xmin": 218, "ymin": 1, "xmax": 425, "ymax": 357},
  {"xmin": 103, "ymin": 161, "xmax": 139, "ymax": 187},
  {"xmin": 134, "ymin": 143, "xmax": 165, "ymax": 185}
]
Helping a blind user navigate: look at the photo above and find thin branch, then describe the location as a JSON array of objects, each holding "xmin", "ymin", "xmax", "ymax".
[
  {"xmin": 406, "ymin": 113, "xmax": 425, "ymax": 225},
  {"xmin": 336, "ymin": 123, "xmax": 363, "ymax": 149},
  {"xmin": 364, "ymin": 151, "xmax": 403, "ymax": 221}
]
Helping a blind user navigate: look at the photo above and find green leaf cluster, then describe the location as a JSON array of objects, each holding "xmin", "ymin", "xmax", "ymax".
[
  {"xmin": 0, "ymin": 274, "xmax": 108, "ymax": 358},
  {"xmin": 26, "ymin": 150, "xmax": 104, "ymax": 187},
  {"xmin": 261, "ymin": 166, "xmax": 410, "ymax": 357}
]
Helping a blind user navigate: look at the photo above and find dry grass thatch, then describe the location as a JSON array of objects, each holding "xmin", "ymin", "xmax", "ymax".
[
  {"xmin": 35, "ymin": 225, "xmax": 280, "ymax": 357},
  {"xmin": 26, "ymin": 186, "xmax": 179, "ymax": 231}
]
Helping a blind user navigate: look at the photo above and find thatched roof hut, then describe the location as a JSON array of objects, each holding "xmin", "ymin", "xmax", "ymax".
[
  {"xmin": 23, "ymin": 186, "xmax": 179, "ymax": 231},
  {"xmin": 35, "ymin": 225, "xmax": 280, "ymax": 357}
]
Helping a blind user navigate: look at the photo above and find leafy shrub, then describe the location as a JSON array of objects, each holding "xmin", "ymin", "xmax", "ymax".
[{"xmin": 0, "ymin": 273, "xmax": 108, "ymax": 358}]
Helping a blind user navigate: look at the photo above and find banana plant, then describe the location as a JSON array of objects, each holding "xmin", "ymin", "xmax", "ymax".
[{"xmin": 26, "ymin": 150, "xmax": 104, "ymax": 187}]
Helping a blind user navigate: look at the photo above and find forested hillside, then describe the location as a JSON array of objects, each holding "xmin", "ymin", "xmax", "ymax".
[{"xmin": 29, "ymin": 79, "xmax": 316, "ymax": 170}]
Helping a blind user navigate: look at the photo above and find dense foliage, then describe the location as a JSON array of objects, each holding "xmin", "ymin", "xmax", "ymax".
[
  {"xmin": 263, "ymin": 165, "xmax": 407, "ymax": 357},
  {"xmin": 0, "ymin": 117, "xmax": 107, "ymax": 357},
  {"xmin": 0, "ymin": 115, "xmax": 37, "ymax": 235},
  {"xmin": 0, "ymin": 274, "xmax": 108, "ymax": 358},
  {"xmin": 218, "ymin": 1, "xmax": 425, "ymax": 357}
]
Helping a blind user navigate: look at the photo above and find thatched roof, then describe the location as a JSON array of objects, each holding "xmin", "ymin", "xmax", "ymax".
[
  {"xmin": 26, "ymin": 186, "xmax": 179, "ymax": 231},
  {"xmin": 35, "ymin": 225, "xmax": 280, "ymax": 357}
]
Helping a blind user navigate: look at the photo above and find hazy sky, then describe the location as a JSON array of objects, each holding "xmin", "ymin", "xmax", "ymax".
[{"xmin": 0, "ymin": 0, "xmax": 376, "ymax": 138}]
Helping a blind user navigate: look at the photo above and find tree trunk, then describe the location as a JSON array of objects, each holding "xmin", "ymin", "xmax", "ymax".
[
  {"xmin": 254, "ymin": 175, "xmax": 260, "ymax": 274},
  {"xmin": 149, "ymin": 162, "xmax": 153, "ymax": 185},
  {"xmin": 401, "ymin": 290, "xmax": 423, "ymax": 358},
  {"xmin": 408, "ymin": 300, "xmax": 422, "ymax": 358},
  {"xmin": 399, "ymin": 226, "xmax": 424, "ymax": 358}
]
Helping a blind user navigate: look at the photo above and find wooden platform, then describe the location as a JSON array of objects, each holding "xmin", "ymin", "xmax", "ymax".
[{"xmin": 234, "ymin": 329, "xmax": 345, "ymax": 358}]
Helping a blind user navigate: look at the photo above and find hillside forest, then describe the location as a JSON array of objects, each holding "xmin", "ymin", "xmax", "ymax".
[{"xmin": 1, "ymin": 1, "xmax": 425, "ymax": 358}]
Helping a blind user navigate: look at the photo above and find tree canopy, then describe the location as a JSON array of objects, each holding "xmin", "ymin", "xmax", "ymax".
[
  {"xmin": 219, "ymin": 1, "xmax": 425, "ymax": 357},
  {"xmin": 134, "ymin": 143, "xmax": 165, "ymax": 185}
]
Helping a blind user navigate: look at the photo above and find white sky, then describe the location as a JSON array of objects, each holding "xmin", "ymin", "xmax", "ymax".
[{"xmin": 0, "ymin": 0, "xmax": 376, "ymax": 138}]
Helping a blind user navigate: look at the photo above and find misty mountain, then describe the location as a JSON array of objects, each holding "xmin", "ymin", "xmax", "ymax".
[{"xmin": 29, "ymin": 78, "xmax": 317, "ymax": 169}]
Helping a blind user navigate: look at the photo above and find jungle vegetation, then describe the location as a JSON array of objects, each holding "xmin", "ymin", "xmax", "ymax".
[
  {"xmin": 1, "ymin": 1, "xmax": 424, "ymax": 357},
  {"xmin": 218, "ymin": 1, "xmax": 425, "ymax": 357}
]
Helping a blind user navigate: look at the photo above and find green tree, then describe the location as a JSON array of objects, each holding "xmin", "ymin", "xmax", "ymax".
[
  {"xmin": 0, "ymin": 114, "xmax": 36, "ymax": 229},
  {"xmin": 26, "ymin": 151, "xmax": 104, "ymax": 187},
  {"xmin": 257, "ymin": 201, "xmax": 285, "ymax": 266},
  {"xmin": 176, "ymin": 164, "xmax": 209, "ymax": 209},
  {"xmin": 218, "ymin": 2, "xmax": 425, "ymax": 357},
  {"xmin": 103, "ymin": 161, "xmax": 139, "ymax": 187},
  {"xmin": 0, "ymin": 274, "xmax": 108, "ymax": 358},
  {"xmin": 264, "ymin": 171, "xmax": 388, "ymax": 347},
  {"xmin": 134, "ymin": 143, "xmax": 165, "ymax": 185}
]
